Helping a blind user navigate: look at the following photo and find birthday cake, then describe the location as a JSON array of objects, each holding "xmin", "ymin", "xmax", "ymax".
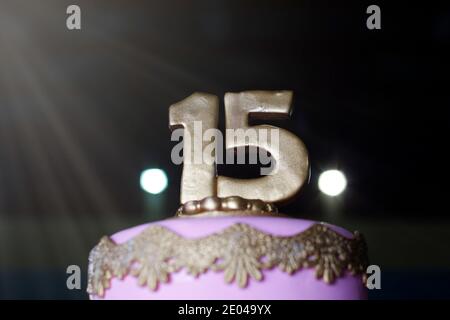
[{"xmin": 87, "ymin": 91, "xmax": 368, "ymax": 300}]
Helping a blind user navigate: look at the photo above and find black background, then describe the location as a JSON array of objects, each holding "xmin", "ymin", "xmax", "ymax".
[{"xmin": 0, "ymin": 0, "xmax": 449, "ymax": 299}]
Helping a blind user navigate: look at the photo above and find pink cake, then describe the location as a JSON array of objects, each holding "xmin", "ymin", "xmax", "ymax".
[
  {"xmin": 87, "ymin": 91, "xmax": 369, "ymax": 300},
  {"xmin": 87, "ymin": 198, "xmax": 368, "ymax": 300}
]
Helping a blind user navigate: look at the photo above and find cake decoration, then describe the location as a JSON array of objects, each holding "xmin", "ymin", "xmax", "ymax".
[
  {"xmin": 175, "ymin": 196, "xmax": 279, "ymax": 217},
  {"xmin": 169, "ymin": 91, "xmax": 309, "ymax": 204},
  {"xmin": 87, "ymin": 90, "xmax": 369, "ymax": 300},
  {"xmin": 88, "ymin": 223, "xmax": 368, "ymax": 297}
]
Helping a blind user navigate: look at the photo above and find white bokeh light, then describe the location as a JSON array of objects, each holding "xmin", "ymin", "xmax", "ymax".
[
  {"xmin": 140, "ymin": 168, "xmax": 168, "ymax": 195},
  {"xmin": 318, "ymin": 170, "xmax": 347, "ymax": 197}
]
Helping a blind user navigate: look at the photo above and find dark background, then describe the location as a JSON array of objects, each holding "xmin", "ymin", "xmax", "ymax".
[{"xmin": 0, "ymin": 0, "xmax": 449, "ymax": 299}]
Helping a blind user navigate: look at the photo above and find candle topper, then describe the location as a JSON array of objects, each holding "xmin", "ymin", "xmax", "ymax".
[{"xmin": 170, "ymin": 90, "xmax": 309, "ymax": 216}]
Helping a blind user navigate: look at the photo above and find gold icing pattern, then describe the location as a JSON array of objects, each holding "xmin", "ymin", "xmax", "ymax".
[{"xmin": 87, "ymin": 223, "xmax": 368, "ymax": 297}]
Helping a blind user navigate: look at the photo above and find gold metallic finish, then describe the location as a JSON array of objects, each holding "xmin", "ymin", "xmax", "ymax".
[
  {"xmin": 218, "ymin": 90, "xmax": 309, "ymax": 203},
  {"xmin": 175, "ymin": 196, "xmax": 278, "ymax": 217},
  {"xmin": 87, "ymin": 223, "xmax": 368, "ymax": 297},
  {"xmin": 176, "ymin": 210, "xmax": 287, "ymax": 218},
  {"xmin": 169, "ymin": 91, "xmax": 309, "ymax": 206},
  {"xmin": 200, "ymin": 196, "xmax": 221, "ymax": 211},
  {"xmin": 169, "ymin": 93, "xmax": 219, "ymax": 204}
]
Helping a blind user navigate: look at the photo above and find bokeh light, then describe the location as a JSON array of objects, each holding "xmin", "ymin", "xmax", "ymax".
[
  {"xmin": 318, "ymin": 169, "xmax": 347, "ymax": 197},
  {"xmin": 140, "ymin": 168, "xmax": 168, "ymax": 195}
]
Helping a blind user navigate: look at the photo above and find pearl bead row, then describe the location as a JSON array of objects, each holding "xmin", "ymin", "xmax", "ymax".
[{"xmin": 176, "ymin": 196, "xmax": 278, "ymax": 216}]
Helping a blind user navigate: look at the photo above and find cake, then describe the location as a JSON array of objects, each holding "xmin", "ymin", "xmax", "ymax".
[{"xmin": 87, "ymin": 91, "xmax": 369, "ymax": 300}]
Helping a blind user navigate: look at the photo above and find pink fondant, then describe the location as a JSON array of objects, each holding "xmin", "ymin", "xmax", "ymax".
[{"xmin": 93, "ymin": 216, "xmax": 367, "ymax": 300}]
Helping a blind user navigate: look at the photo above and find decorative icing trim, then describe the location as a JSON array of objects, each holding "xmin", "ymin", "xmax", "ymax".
[
  {"xmin": 87, "ymin": 223, "xmax": 368, "ymax": 297},
  {"xmin": 176, "ymin": 196, "xmax": 278, "ymax": 217}
]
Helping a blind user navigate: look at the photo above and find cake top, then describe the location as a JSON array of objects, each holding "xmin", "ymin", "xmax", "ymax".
[{"xmin": 87, "ymin": 91, "xmax": 369, "ymax": 299}]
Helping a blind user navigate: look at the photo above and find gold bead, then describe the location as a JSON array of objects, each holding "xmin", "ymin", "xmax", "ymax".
[
  {"xmin": 222, "ymin": 196, "xmax": 245, "ymax": 210},
  {"xmin": 201, "ymin": 196, "xmax": 220, "ymax": 211},
  {"xmin": 184, "ymin": 200, "xmax": 200, "ymax": 214},
  {"xmin": 251, "ymin": 200, "xmax": 265, "ymax": 212}
]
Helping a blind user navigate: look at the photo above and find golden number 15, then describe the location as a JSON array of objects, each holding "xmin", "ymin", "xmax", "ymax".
[{"xmin": 169, "ymin": 91, "xmax": 309, "ymax": 204}]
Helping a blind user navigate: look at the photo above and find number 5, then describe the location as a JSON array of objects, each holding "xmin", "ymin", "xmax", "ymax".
[{"xmin": 218, "ymin": 91, "xmax": 309, "ymax": 203}]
